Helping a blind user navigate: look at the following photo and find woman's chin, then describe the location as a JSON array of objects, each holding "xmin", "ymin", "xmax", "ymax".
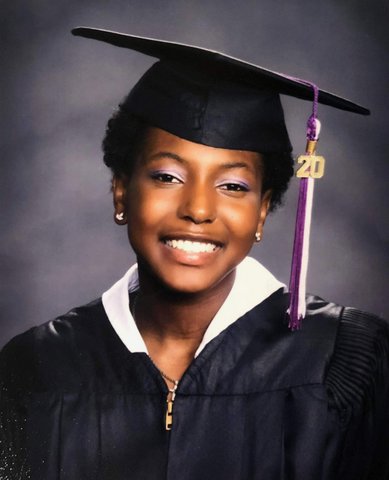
[{"xmin": 138, "ymin": 261, "xmax": 236, "ymax": 299}]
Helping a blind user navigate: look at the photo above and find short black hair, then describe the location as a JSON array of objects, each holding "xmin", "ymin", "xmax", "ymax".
[{"xmin": 102, "ymin": 101, "xmax": 294, "ymax": 212}]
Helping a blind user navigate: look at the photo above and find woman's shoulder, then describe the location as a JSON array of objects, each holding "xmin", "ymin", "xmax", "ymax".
[
  {"xmin": 323, "ymin": 302, "xmax": 389, "ymax": 414},
  {"xmin": 2, "ymin": 297, "xmax": 106, "ymax": 353},
  {"xmin": 302, "ymin": 293, "xmax": 389, "ymax": 353},
  {"xmin": 303, "ymin": 294, "xmax": 389, "ymax": 372},
  {"xmin": 0, "ymin": 298, "xmax": 111, "ymax": 393},
  {"xmin": 298, "ymin": 294, "xmax": 389, "ymax": 416},
  {"xmin": 236, "ymin": 291, "xmax": 389, "ymax": 396}
]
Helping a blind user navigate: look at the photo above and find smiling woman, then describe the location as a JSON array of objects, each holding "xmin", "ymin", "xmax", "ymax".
[
  {"xmin": 113, "ymin": 128, "xmax": 271, "ymax": 381},
  {"xmin": 1, "ymin": 28, "xmax": 388, "ymax": 480}
]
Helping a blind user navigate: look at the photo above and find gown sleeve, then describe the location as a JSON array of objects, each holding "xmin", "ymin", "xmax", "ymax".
[
  {"xmin": 325, "ymin": 307, "xmax": 389, "ymax": 480},
  {"xmin": 0, "ymin": 333, "xmax": 33, "ymax": 479}
]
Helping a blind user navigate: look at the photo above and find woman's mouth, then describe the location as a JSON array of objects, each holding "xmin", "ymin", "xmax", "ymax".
[{"xmin": 164, "ymin": 239, "xmax": 219, "ymax": 254}]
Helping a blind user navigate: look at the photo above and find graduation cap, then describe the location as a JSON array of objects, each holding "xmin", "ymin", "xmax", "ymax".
[{"xmin": 72, "ymin": 27, "xmax": 370, "ymax": 329}]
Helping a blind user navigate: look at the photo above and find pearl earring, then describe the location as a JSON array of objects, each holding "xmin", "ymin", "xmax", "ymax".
[
  {"xmin": 255, "ymin": 232, "xmax": 261, "ymax": 242},
  {"xmin": 115, "ymin": 212, "xmax": 127, "ymax": 225}
]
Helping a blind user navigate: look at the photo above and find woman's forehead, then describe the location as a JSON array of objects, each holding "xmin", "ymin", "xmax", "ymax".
[{"xmin": 138, "ymin": 127, "xmax": 263, "ymax": 175}]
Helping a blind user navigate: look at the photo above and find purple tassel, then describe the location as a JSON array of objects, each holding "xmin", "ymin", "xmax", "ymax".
[
  {"xmin": 287, "ymin": 84, "xmax": 320, "ymax": 330},
  {"xmin": 288, "ymin": 178, "xmax": 309, "ymax": 329}
]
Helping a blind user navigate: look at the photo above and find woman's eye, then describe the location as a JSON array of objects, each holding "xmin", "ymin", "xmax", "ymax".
[
  {"xmin": 219, "ymin": 183, "xmax": 249, "ymax": 192},
  {"xmin": 150, "ymin": 172, "xmax": 182, "ymax": 184}
]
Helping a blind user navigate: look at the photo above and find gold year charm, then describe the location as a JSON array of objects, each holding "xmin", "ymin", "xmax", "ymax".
[{"xmin": 296, "ymin": 155, "xmax": 326, "ymax": 179}]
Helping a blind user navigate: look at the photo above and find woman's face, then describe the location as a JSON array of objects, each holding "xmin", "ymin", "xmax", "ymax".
[{"xmin": 114, "ymin": 127, "xmax": 271, "ymax": 296}]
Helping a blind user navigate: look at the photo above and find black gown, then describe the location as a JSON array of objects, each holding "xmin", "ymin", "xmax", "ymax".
[{"xmin": 1, "ymin": 289, "xmax": 389, "ymax": 479}]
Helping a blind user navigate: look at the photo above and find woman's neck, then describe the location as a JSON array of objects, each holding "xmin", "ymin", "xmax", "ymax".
[{"xmin": 133, "ymin": 268, "xmax": 236, "ymax": 379}]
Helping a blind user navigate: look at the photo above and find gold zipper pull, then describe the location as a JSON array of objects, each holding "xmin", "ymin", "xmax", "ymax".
[
  {"xmin": 165, "ymin": 380, "xmax": 179, "ymax": 431},
  {"xmin": 148, "ymin": 356, "xmax": 180, "ymax": 432},
  {"xmin": 165, "ymin": 399, "xmax": 173, "ymax": 430}
]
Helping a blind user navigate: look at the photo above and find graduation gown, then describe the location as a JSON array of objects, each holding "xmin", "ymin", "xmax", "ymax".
[{"xmin": 1, "ymin": 289, "xmax": 389, "ymax": 480}]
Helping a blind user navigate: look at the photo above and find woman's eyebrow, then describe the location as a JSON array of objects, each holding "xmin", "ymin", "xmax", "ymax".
[
  {"xmin": 219, "ymin": 161, "xmax": 254, "ymax": 172},
  {"xmin": 147, "ymin": 153, "xmax": 258, "ymax": 174},
  {"xmin": 148, "ymin": 152, "xmax": 186, "ymax": 163}
]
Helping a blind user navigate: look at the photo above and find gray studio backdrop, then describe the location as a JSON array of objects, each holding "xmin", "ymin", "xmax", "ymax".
[{"xmin": 1, "ymin": 0, "xmax": 388, "ymax": 347}]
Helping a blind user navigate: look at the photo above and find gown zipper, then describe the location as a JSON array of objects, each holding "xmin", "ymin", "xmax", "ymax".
[
  {"xmin": 165, "ymin": 380, "xmax": 179, "ymax": 430},
  {"xmin": 148, "ymin": 356, "xmax": 180, "ymax": 431}
]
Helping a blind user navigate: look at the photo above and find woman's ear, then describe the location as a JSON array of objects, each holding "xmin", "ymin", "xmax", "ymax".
[
  {"xmin": 255, "ymin": 190, "xmax": 272, "ymax": 241},
  {"xmin": 112, "ymin": 175, "xmax": 128, "ymax": 225}
]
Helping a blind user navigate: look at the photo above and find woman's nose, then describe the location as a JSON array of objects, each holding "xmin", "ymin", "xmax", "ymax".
[{"xmin": 177, "ymin": 181, "xmax": 216, "ymax": 224}]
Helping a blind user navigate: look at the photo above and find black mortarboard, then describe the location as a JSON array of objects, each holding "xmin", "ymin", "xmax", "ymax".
[
  {"xmin": 72, "ymin": 27, "xmax": 369, "ymax": 155},
  {"xmin": 72, "ymin": 27, "xmax": 370, "ymax": 329}
]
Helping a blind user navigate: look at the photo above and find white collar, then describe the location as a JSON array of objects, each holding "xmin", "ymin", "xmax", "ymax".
[{"xmin": 102, "ymin": 256, "xmax": 285, "ymax": 357}]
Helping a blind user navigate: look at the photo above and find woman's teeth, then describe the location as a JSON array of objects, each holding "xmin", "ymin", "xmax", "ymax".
[{"xmin": 165, "ymin": 239, "xmax": 217, "ymax": 253}]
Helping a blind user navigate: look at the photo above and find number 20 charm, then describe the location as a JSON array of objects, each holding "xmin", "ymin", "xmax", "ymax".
[{"xmin": 296, "ymin": 155, "xmax": 326, "ymax": 179}]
